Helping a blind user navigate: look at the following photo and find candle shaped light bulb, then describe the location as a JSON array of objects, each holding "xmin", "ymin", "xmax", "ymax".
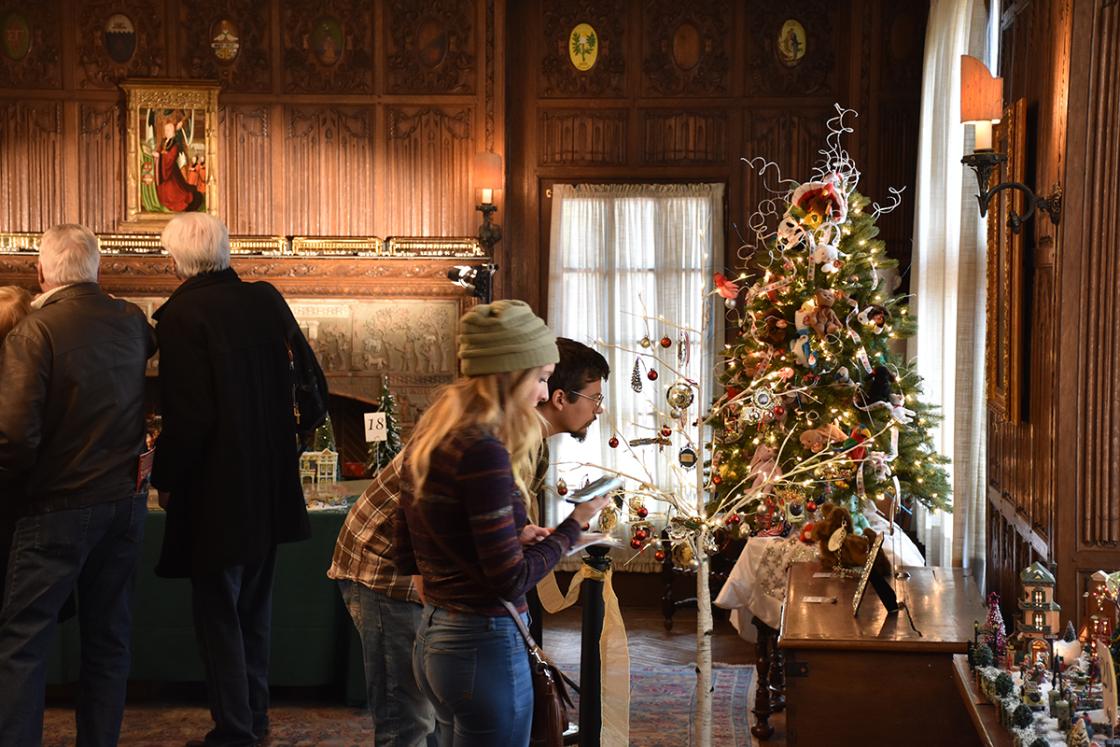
[
  {"xmin": 974, "ymin": 121, "xmax": 993, "ymax": 150},
  {"xmin": 481, "ymin": 188, "xmax": 493, "ymax": 204}
]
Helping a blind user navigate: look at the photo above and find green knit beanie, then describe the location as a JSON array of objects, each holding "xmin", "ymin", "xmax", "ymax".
[{"xmin": 457, "ymin": 299, "xmax": 558, "ymax": 376}]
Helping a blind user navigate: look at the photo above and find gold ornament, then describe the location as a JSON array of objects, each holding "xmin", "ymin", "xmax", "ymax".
[{"xmin": 598, "ymin": 505, "xmax": 618, "ymax": 533}]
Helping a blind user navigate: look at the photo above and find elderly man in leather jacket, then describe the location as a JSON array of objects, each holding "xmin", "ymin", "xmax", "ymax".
[{"xmin": 0, "ymin": 223, "xmax": 155, "ymax": 747}]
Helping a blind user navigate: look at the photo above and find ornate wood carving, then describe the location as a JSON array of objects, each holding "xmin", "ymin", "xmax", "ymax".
[
  {"xmin": 285, "ymin": 106, "xmax": 375, "ymax": 236},
  {"xmin": 641, "ymin": 0, "xmax": 731, "ymax": 97},
  {"xmin": 641, "ymin": 110, "xmax": 727, "ymax": 164},
  {"xmin": 881, "ymin": 1, "xmax": 926, "ymax": 90},
  {"xmin": 385, "ymin": 107, "xmax": 474, "ymax": 237},
  {"xmin": 485, "ymin": 0, "xmax": 496, "ymax": 150},
  {"xmin": 0, "ymin": 0, "xmax": 62, "ymax": 88},
  {"xmin": 875, "ymin": 102, "xmax": 919, "ymax": 262},
  {"xmin": 179, "ymin": 0, "xmax": 271, "ymax": 93},
  {"xmin": 281, "ymin": 0, "xmax": 373, "ymax": 94},
  {"xmin": 0, "ymin": 102, "xmax": 63, "ymax": 232},
  {"xmin": 538, "ymin": 109, "xmax": 626, "ymax": 166},
  {"xmin": 539, "ymin": 0, "xmax": 626, "ymax": 97},
  {"xmin": 78, "ymin": 102, "xmax": 123, "ymax": 233},
  {"xmin": 745, "ymin": 0, "xmax": 838, "ymax": 97},
  {"xmin": 220, "ymin": 106, "xmax": 272, "ymax": 235},
  {"xmin": 76, "ymin": 0, "xmax": 165, "ymax": 89},
  {"xmin": 384, "ymin": 0, "xmax": 476, "ymax": 94}
]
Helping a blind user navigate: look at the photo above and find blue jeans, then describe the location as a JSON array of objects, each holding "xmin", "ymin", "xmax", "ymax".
[
  {"xmin": 0, "ymin": 494, "xmax": 147, "ymax": 747},
  {"xmin": 190, "ymin": 547, "xmax": 276, "ymax": 747},
  {"xmin": 414, "ymin": 605, "xmax": 533, "ymax": 747},
  {"xmin": 338, "ymin": 581, "xmax": 436, "ymax": 747}
]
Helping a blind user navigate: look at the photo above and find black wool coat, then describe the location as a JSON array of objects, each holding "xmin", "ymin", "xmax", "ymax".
[{"xmin": 151, "ymin": 268, "xmax": 312, "ymax": 577}]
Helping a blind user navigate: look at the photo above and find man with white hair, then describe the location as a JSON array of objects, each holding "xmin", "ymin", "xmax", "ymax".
[
  {"xmin": 151, "ymin": 212, "xmax": 324, "ymax": 747},
  {"xmin": 0, "ymin": 223, "xmax": 155, "ymax": 746}
]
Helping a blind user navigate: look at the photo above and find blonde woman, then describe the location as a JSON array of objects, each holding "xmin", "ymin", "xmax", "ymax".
[
  {"xmin": 0, "ymin": 285, "xmax": 31, "ymax": 341},
  {"xmin": 395, "ymin": 300, "xmax": 608, "ymax": 747}
]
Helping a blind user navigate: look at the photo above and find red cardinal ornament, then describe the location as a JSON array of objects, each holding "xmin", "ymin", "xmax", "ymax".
[{"xmin": 714, "ymin": 272, "xmax": 740, "ymax": 299}]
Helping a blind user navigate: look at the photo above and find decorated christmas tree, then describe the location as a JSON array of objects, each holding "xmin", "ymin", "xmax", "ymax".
[
  {"xmin": 709, "ymin": 105, "xmax": 950, "ymax": 536},
  {"xmin": 366, "ymin": 378, "xmax": 403, "ymax": 476},
  {"xmin": 986, "ymin": 591, "xmax": 1008, "ymax": 658}
]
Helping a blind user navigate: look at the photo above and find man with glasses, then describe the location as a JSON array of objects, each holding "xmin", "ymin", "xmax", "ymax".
[{"xmin": 528, "ymin": 337, "xmax": 610, "ymax": 642}]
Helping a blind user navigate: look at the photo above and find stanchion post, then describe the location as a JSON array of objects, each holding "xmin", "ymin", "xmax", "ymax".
[{"xmin": 578, "ymin": 545, "xmax": 611, "ymax": 747}]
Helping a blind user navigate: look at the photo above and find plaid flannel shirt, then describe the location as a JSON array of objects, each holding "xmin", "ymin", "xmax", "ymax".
[{"xmin": 327, "ymin": 452, "xmax": 419, "ymax": 603}]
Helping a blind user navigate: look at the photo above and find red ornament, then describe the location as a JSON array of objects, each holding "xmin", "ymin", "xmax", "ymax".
[
  {"xmin": 636, "ymin": 506, "xmax": 649, "ymax": 518},
  {"xmin": 557, "ymin": 482, "xmax": 568, "ymax": 496},
  {"xmin": 800, "ymin": 522, "xmax": 815, "ymax": 543},
  {"xmin": 712, "ymin": 474, "xmax": 722, "ymax": 485},
  {"xmin": 647, "ymin": 369, "xmax": 659, "ymax": 381},
  {"xmin": 725, "ymin": 513, "xmax": 741, "ymax": 526},
  {"xmin": 630, "ymin": 537, "xmax": 643, "ymax": 549},
  {"xmin": 659, "ymin": 336, "xmax": 672, "ymax": 348},
  {"xmin": 654, "ymin": 549, "xmax": 667, "ymax": 562},
  {"xmin": 773, "ymin": 405, "xmax": 785, "ymax": 417},
  {"xmin": 608, "ymin": 436, "xmax": 619, "ymax": 449},
  {"xmin": 806, "ymin": 500, "xmax": 817, "ymax": 512},
  {"xmin": 660, "ymin": 425, "xmax": 672, "ymax": 437},
  {"xmin": 635, "ymin": 528, "xmax": 649, "ymax": 540}
]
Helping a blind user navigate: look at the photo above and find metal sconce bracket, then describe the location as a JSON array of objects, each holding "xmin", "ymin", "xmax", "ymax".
[
  {"xmin": 961, "ymin": 151, "xmax": 1063, "ymax": 233},
  {"xmin": 477, "ymin": 202, "xmax": 502, "ymax": 255}
]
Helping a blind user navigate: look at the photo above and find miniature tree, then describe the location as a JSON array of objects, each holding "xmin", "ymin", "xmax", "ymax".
[
  {"xmin": 986, "ymin": 591, "xmax": 1008, "ymax": 659},
  {"xmin": 366, "ymin": 378, "xmax": 403, "ymax": 476},
  {"xmin": 1067, "ymin": 717, "xmax": 1090, "ymax": 747},
  {"xmin": 1028, "ymin": 737, "xmax": 1048, "ymax": 747},
  {"xmin": 995, "ymin": 672, "xmax": 1014, "ymax": 698},
  {"xmin": 975, "ymin": 643, "xmax": 995, "ymax": 668},
  {"xmin": 1012, "ymin": 703, "xmax": 1034, "ymax": 730},
  {"xmin": 710, "ymin": 106, "xmax": 950, "ymax": 534}
]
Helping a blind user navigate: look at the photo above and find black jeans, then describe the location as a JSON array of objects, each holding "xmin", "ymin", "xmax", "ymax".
[
  {"xmin": 190, "ymin": 547, "xmax": 277, "ymax": 747},
  {"xmin": 0, "ymin": 494, "xmax": 146, "ymax": 747}
]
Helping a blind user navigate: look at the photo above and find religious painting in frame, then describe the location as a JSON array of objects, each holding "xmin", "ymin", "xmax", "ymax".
[
  {"xmin": 120, "ymin": 80, "xmax": 219, "ymax": 229},
  {"xmin": 985, "ymin": 98, "xmax": 1026, "ymax": 423}
]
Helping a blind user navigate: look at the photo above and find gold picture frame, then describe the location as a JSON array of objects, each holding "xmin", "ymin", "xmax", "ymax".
[
  {"xmin": 120, "ymin": 79, "xmax": 220, "ymax": 230},
  {"xmin": 985, "ymin": 98, "xmax": 1026, "ymax": 423}
]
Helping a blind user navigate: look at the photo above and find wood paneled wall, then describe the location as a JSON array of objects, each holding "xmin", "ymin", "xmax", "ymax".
[
  {"xmin": 503, "ymin": 0, "xmax": 929, "ymax": 311},
  {"xmin": 0, "ymin": 0, "xmax": 502, "ymax": 239},
  {"xmin": 987, "ymin": 0, "xmax": 1120, "ymax": 628}
]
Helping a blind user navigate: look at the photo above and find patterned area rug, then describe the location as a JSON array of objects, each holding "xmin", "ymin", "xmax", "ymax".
[
  {"xmin": 43, "ymin": 663, "xmax": 753, "ymax": 746},
  {"xmin": 558, "ymin": 661, "xmax": 755, "ymax": 747}
]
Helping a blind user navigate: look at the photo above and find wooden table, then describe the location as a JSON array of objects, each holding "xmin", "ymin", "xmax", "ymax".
[
  {"xmin": 952, "ymin": 654, "xmax": 1014, "ymax": 747},
  {"xmin": 778, "ymin": 562, "xmax": 987, "ymax": 746}
]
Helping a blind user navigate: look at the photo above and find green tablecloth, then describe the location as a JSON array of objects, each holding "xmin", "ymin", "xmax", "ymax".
[{"xmin": 45, "ymin": 509, "xmax": 365, "ymax": 703}]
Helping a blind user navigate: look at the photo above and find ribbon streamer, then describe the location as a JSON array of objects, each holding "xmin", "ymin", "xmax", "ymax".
[{"xmin": 537, "ymin": 569, "xmax": 630, "ymax": 747}]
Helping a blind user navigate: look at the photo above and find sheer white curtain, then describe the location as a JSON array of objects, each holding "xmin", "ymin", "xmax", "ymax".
[
  {"xmin": 908, "ymin": 0, "xmax": 992, "ymax": 570},
  {"xmin": 546, "ymin": 183, "xmax": 723, "ymax": 523}
]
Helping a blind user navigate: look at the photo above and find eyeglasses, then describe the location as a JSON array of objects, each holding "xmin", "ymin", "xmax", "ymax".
[{"xmin": 567, "ymin": 390, "xmax": 605, "ymax": 408}]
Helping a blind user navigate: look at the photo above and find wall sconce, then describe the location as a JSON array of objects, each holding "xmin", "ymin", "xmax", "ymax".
[
  {"xmin": 475, "ymin": 151, "xmax": 502, "ymax": 254},
  {"xmin": 447, "ymin": 264, "xmax": 497, "ymax": 304},
  {"xmin": 960, "ymin": 55, "xmax": 1061, "ymax": 233}
]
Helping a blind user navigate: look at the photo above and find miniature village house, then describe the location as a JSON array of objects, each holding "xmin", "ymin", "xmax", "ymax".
[
  {"xmin": 1018, "ymin": 562, "xmax": 1062, "ymax": 665},
  {"xmin": 1082, "ymin": 570, "xmax": 1117, "ymax": 643}
]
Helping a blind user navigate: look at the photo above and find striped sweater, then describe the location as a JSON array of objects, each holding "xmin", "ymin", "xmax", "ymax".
[{"xmin": 394, "ymin": 426, "xmax": 581, "ymax": 616}]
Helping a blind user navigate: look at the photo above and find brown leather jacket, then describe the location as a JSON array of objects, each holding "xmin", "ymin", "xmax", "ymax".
[{"xmin": 0, "ymin": 284, "xmax": 155, "ymax": 514}]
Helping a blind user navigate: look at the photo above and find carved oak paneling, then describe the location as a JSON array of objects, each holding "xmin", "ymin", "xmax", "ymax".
[
  {"xmin": 281, "ymin": 0, "xmax": 373, "ymax": 94},
  {"xmin": 540, "ymin": 0, "xmax": 626, "ymax": 97},
  {"xmin": 0, "ymin": 102, "xmax": 64, "ymax": 232},
  {"xmin": 220, "ymin": 105, "xmax": 272, "ymax": 235},
  {"xmin": 641, "ymin": 110, "xmax": 727, "ymax": 164},
  {"xmin": 538, "ymin": 108, "xmax": 626, "ymax": 166},
  {"xmin": 179, "ymin": 0, "xmax": 271, "ymax": 93},
  {"xmin": 875, "ymin": 102, "xmax": 919, "ymax": 263},
  {"xmin": 385, "ymin": 107, "xmax": 474, "ymax": 237},
  {"xmin": 284, "ymin": 106, "xmax": 375, "ymax": 236},
  {"xmin": 76, "ymin": 0, "xmax": 165, "ymax": 89},
  {"xmin": 78, "ymin": 102, "xmax": 122, "ymax": 233},
  {"xmin": 384, "ymin": 0, "xmax": 476, "ymax": 94},
  {"xmin": 881, "ymin": 1, "xmax": 925, "ymax": 90},
  {"xmin": 745, "ymin": 0, "xmax": 839, "ymax": 97},
  {"xmin": 0, "ymin": 0, "xmax": 62, "ymax": 89},
  {"xmin": 640, "ymin": 0, "xmax": 732, "ymax": 97}
]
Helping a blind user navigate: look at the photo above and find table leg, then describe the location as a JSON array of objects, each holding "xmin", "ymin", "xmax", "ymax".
[{"xmin": 750, "ymin": 616, "xmax": 776, "ymax": 740}]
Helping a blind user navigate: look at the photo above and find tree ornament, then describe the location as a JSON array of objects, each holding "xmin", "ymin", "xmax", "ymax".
[
  {"xmin": 725, "ymin": 513, "xmax": 741, "ymax": 526},
  {"xmin": 724, "ymin": 297, "xmax": 737, "ymax": 309},
  {"xmin": 635, "ymin": 528, "xmax": 649, "ymax": 540},
  {"xmin": 660, "ymin": 425, "xmax": 672, "ymax": 437},
  {"xmin": 647, "ymin": 369, "xmax": 659, "ymax": 381},
  {"xmin": 608, "ymin": 436, "xmax": 619, "ymax": 449},
  {"xmin": 636, "ymin": 506, "xmax": 649, "ymax": 519},
  {"xmin": 666, "ymin": 381, "xmax": 695, "ymax": 409},
  {"xmin": 806, "ymin": 499, "xmax": 817, "ymax": 512},
  {"xmin": 712, "ymin": 474, "xmax": 722, "ymax": 485},
  {"xmin": 659, "ymin": 336, "xmax": 672, "ymax": 348},
  {"xmin": 678, "ymin": 446, "xmax": 697, "ymax": 468},
  {"xmin": 669, "ymin": 408, "xmax": 682, "ymax": 419},
  {"xmin": 654, "ymin": 549, "xmax": 667, "ymax": 562},
  {"xmin": 639, "ymin": 336, "xmax": 652, "ymax": 348},
  {"xmin": 630, "ymin": 358, "xmax": 643, "ymax": 392},
  {"xmin": 772, "ymin": 405, "xmax": 785, "ymax": 417},
  {"xmin": 630, "ymin": 537, "xmax": 644, "ymax": 550},
  {"xmin": 556, "ymin": 478, "xmax": 568, "ymax": 496}
]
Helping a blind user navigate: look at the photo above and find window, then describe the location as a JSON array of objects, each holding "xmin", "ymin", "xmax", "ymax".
[
  {"xmin": 1032, "ymin": 589, "xmax": 1044, "ymax": 605},
  {"xmin": 546, "ymin": 183, "xmax": 724, "ymax": 522},
  {"xmin": 1033, "ymin": 612, "xmax": 1044, "ymax": 629}
]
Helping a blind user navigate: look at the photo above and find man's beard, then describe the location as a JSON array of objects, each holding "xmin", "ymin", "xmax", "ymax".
[{"xmin": 571, "ymin": 428, "xmax": 588, "ymax": 442}]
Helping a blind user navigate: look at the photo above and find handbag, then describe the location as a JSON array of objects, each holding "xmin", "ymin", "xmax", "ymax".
[{"xmin": 412, "ymin": 501, "xmax": 576, "ymax": 746}]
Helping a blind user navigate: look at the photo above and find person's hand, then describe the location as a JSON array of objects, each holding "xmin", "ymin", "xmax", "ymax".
[
  {"xmin": 157, "ymin": 490, "xmax": 171, "ymax": 510},
  {"xmin": 412, "ymin": 574, "xmax": 426, "ymax": 605},
  {"xmin": 570, "ymin": 494, "xmax": 611, "ymax": 526},
  {"xmin": 519, "ymin": 524, "xmax": 552, "ymax": 545}
]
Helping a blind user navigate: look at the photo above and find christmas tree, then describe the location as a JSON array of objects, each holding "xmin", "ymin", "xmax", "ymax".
[
  {"xmin": 366, "ymin": 377, "xmax": 403, "ymax": 476},
  {"xmin": 710, "ymin": 105, "xmax": 950, "ymax": 535},
  {"xmin": 986, "ymin": 591, "xmax": 1008, "ymax": 658}
]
